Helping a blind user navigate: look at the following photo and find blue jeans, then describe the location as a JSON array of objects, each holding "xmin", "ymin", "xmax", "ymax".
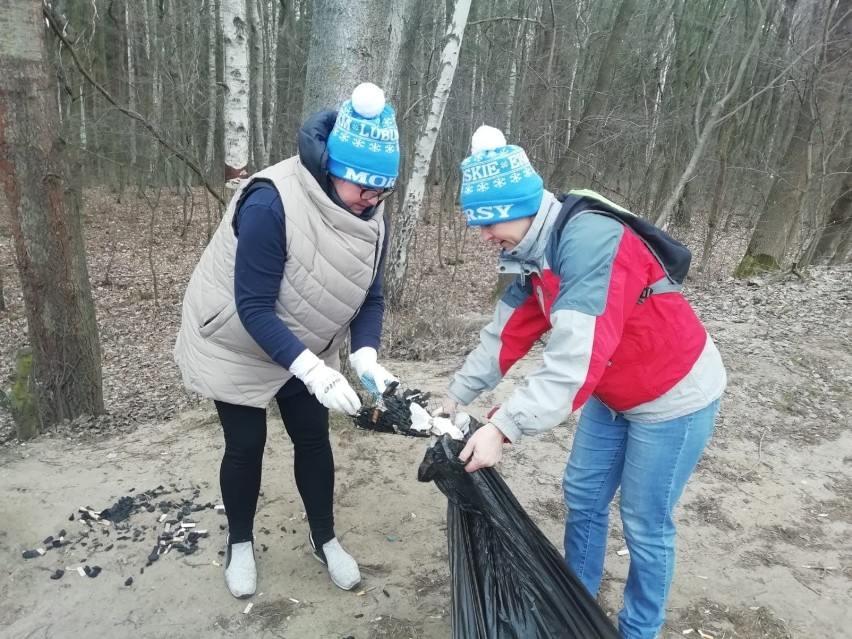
[{"xmin": 562, "ymin": 396, "xmax": 720, "ymax": 639}]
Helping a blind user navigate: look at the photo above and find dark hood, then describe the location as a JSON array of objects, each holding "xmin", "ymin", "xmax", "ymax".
[{"xmin": 297, "ymin": 109, "xmax": 380, "ymax": 219}]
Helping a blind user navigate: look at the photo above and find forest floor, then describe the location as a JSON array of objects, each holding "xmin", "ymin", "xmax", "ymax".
[{"xmin": 0, "ymin": 187, "xmax": 850, "ymax": 639}]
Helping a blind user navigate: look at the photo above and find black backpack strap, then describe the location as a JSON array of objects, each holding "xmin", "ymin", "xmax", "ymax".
[{"xmin": 553, "ymin": 192, "xmax": 687, "ymax": 304}]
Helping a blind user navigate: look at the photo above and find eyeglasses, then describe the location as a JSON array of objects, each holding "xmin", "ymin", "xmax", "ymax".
[{"xmin": 360, "ymin": 186, "xmax": 395, "ymax": 203}]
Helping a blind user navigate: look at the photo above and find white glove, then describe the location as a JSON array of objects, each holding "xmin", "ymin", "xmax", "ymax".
[
  {"xmin": 349, "ymin": 347, "xmax": 398, "ymax": 398},
  {"xmin": 290, "ymin": 350, "xmax": 361, "ymax": 415}
]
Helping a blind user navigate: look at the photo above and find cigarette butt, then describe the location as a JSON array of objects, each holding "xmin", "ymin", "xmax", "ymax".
[
  {"xmin": 36, "ymin": 548, "xmax": 46, "ymax": 556},
  {"xmin": 616, "ymin": 548, "xmax": 629, "ymax": 556},
  {"xmin": 164, "ymin": 523, "xmax": 171, "ymax": 533},
  {"xmin": 159, "ymin": 514, "xmax": 167, "ymax": 523},
  {"xmin": 288, "ymin": 597, "xmax": 299, "ymax": 604},
  {"xmin": 180, "ymin": 522, "xmax": 196, "ymax": 529},
  {"xmin": 76, "ymin": 567, "xmax": 86, "ymax": 577},
  {"xmin": 243, "ymin": 603, "xmax": 253, "ymax": 614}
]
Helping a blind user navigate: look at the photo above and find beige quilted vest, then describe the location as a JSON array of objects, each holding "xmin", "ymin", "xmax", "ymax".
[{"xmin": 174, "ymin": 157, "xmax": 385, "ymax": 407}]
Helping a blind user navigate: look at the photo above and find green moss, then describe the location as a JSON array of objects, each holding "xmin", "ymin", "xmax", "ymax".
[
  {"xmin": 733, "ymin": 252, "xmax": 781, "ymax": 278},
  {"xmin": 8, "ymin": 349, "xmax": 39, "ymax": 440}
]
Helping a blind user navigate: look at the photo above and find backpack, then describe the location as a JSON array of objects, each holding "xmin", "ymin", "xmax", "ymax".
[{"xmin": 555, "ymin": 190, "xmax": 692, "ymax": 302}]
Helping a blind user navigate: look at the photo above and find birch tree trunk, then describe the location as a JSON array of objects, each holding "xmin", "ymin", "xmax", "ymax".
[
  {"xmin": 0, "ymin": 0, "xmax": 104, "ymax": 437},
  {"xmin": 385, "ymin": 0, "xmax": 473, "ymax": 309},
  {"xmin": 222, "ymin": 0, "xmax": 249, "ymax": 185}
]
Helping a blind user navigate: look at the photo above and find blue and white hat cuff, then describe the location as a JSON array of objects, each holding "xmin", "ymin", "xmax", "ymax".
[{"xmin": 327, "ymin": 157, "xmax": 397, "ymax": 188}]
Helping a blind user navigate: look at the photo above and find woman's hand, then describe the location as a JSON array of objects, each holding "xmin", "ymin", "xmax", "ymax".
[{"xmin": 458, "ymin": 423, "xmax": 506, "ymax": 472}]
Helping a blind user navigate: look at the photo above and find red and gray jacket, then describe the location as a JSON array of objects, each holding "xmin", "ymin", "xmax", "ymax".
[{"xmin": 448, "ymin": 190, "xmax": 726, "ymax": 442}]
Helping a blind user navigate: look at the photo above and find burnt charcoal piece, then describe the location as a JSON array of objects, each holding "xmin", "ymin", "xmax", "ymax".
[
  {"xmin": 99, "ymin": 496, "xmax": 136, "ymax": 523},
  {"xmin": 43, "ymin": 536, "xmax": 54, "ymax": 545},
  {"xmin": 22, "ymin": 550, "xmax": 41, "ymax": 559},
  {"xmin": 147, "ymin": 549, "xmax": 159, "ymax": 563},
  {"xmin": 59, "ymin": 529, "xmax": 66, "ymax": 537},
  {"xmin": 69, "ymin": 513, "xmax": 75, "ymax": 521},
  {"xmin": 50, "ymin": 569, "xmax": 65, "ymax": 580},
  {"xmin": 125, "ymin": 577, "xmax": 133, "ymax": 587},
  {"xmin": 86, "ymin": 565, "xmax": 102, "ymax": 578},
  {"xmin": 103, "ymin": 544, "xmax": 114, "ymax": 552},
  {"xmin": 146, "ymin": 505, "xmax": 156, "ymax": 513},
  {"xmin": 353, "ymin": 388, "xmax": 432, "ymax": 437}
]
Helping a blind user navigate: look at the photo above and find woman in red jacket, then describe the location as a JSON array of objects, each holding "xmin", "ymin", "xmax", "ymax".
[{"xmin": 441, "ymin": 126, "xmax": 726, "ymax": 639}]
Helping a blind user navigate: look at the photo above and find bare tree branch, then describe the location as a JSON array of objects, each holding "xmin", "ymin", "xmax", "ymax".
[{"xmin": 42, "ymin": 2, "xmax": 226, "ymax": 206}]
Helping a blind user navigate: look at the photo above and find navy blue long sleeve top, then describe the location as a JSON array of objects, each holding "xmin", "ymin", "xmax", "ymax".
[{"xmin": 233, "ymin": 182, "xmax": 388, "ymax": 374}]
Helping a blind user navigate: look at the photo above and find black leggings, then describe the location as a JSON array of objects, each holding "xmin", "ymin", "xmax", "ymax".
[{"xmin": 215, "ymin": 389, "xmax": 335, "ymax": 546}]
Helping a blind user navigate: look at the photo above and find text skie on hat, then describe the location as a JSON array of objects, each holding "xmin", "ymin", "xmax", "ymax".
[
  {"xmin": 327, "ymin": 83, "xmax": 400, "ymax": 189},
  {"xmin": 460, "ymin": 125, "xmax": 544, "ymax": 226}
]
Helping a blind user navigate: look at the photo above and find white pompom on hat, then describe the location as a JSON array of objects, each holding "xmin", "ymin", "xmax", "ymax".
[
  {"xmin": 327, "ymin": 83, "xmax": 400, "ymax": 188},
  {"xmin": 470, "ymin": 125, "xmax": 507, "ymax": 154},
  {"xmin": 459, "ymin": 125, "xmax": 544, "ymax": 226},
  {"xmin": 350, "ymin": 82, "xmax": 386, "ymax": 118}
]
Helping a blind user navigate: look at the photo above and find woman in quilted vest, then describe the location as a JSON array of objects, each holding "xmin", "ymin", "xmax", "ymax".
[
  {"xmin": 438, "ymin": 126, "xmax": 727, "ymax": 639},
  {"xmin": 174, "ymin": 83, "xmax": 400, "ymax": 598}
]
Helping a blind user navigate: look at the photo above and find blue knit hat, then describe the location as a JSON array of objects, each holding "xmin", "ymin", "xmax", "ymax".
[
  {"xmin": 460, "ymin": 125, "xmax": 544, "ymax": 226},
  {"xmin": 327, "ymin": 83, "xmax": 400, "ymax": 189}
]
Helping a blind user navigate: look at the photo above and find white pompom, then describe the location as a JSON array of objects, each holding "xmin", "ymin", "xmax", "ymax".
[
  {"xmin": 470, "ymin": 125, "xmax": 507, "ymax": 154},
  {"xmin": 350, "ymin": 82, "xmax": 385, "ymax": 118}
]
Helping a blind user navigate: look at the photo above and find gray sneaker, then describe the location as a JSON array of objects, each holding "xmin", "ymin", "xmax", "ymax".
[
  {"xmin": 224, "ymin": 538, "xmax": 256, "ymax": 599},
  {"xmin": 309, "ymin": 533, "xmax": 361, "ymax": 591}
]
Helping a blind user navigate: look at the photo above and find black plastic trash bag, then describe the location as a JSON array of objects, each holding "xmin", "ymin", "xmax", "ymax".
[{"xmin": 418, "ymin": 434, "xmax": 620, "ymax": 639}]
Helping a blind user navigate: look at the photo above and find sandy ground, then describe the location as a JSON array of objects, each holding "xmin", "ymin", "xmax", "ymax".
[
  {"xmin": 2, "ymin": 336, "xmax": 850, "ymax": 639},
  {"xmin": 1, "ymin": 189, "xmax": 850, "ymax": 638}
]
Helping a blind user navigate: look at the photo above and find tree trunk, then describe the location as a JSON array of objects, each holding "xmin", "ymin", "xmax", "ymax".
[
  {"xmin": 811, "ymin": 158, "xmax": 852, "ymax": 264},
  {"xmin": 734, "ymin": 84, "xmax": 816, "ymax": 277},
  {"xmin": 549, "ymin": 0, "xmax": 638, "ymax": 189},
  {"xmin": 0, "ymin": 0, "xmax": 104, "ymax": 436},
  {"xmin": 700, "ymin": 123, "xmax": 733, "ymax": 272},
  {"xmin": 385, "ymin": 0, "xmax": 473, "ymax": 310},
  {"xmin": 205, "ymin": 0, "xmax": 219, "ymax": 173},
  {"xmin": 249, "ymin": 0, "xmax": 267, "ymax": 170},
  {"xmin": 655, "ymin": 0, "xmax": 769, "ymax": 229},
  {"xmin": 301, "ymin": 0, "xmax": 402, "ymax": 120},
  {"xmin": 222, "ymin": 0, "xmax": 249, "ymax": 184},
  {"xmin": 125, "ymin": 1, "xmax": 137, "ymax": 168}
]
